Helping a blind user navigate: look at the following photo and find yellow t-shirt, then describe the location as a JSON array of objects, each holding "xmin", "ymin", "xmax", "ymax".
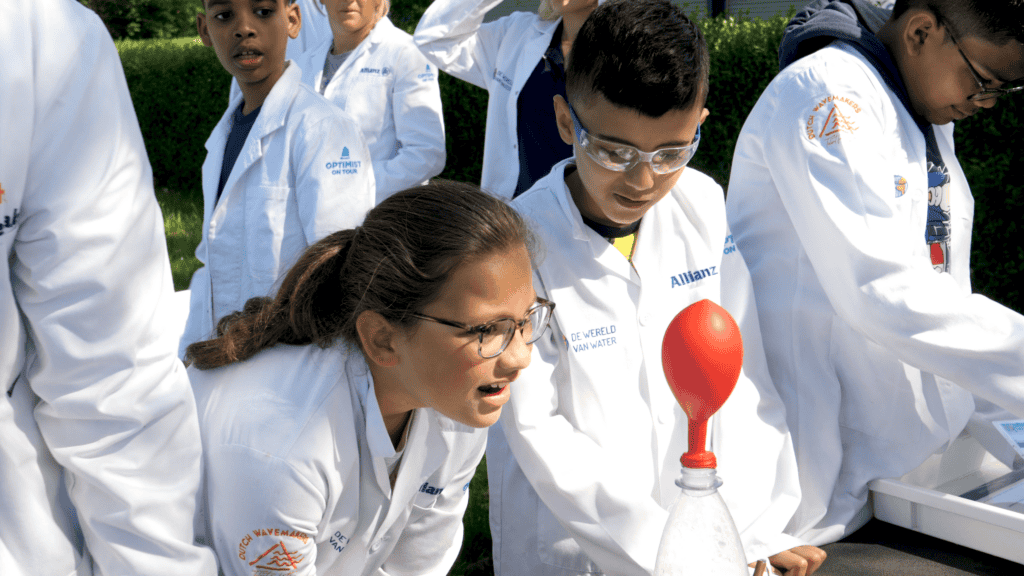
[{"xmin": 612, "ymin": 232, "xmax": 638, "ymax": 262}]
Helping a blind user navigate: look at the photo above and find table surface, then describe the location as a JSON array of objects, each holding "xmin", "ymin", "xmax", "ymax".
[{"xmin": 816, "ymin": 519, "xmax": 1022, "ymax": 575}]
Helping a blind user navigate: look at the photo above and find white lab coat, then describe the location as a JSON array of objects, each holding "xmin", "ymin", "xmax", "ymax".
[
  {"xmin": 414, "ymin": 0, "xmax": 560, "ymax": 198},
  {"xmin": 295, "ymin": 17, "xmax": 446, "ymax": 202},
  {"xmin": 191, "ymin": 343, "xmax": 486, "ymax": 576},
  {"xmin": 0, "ymin": 1, "xmax": 217, "ymax": 574},
  {"xmin": 726, "ymin": 41, "xmax": 1024, "ymax": 545},
  {"xmin": 489, "ymin": 160, "xmax": 804, "ymax": 575},
  {"xmin": 180, "ymin": 62, "xmax": 374, "ymax": 355}
]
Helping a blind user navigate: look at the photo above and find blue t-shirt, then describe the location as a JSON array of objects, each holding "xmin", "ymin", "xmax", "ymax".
[
  {"xmin": 514, "ymin": 23, "xmax": 574, "ymax": 198},
  {"xmin": 217, "ymin": 102, "xmax": 262, "ymax": 203}
]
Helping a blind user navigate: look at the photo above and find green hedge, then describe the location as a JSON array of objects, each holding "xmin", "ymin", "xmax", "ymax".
[
  {"xmin": 118, "ymin": 38, "xmax": 230, "ymax": 199},
  {"xmin": 83, "ymin": 0, "xmax": 202, "ymax": 39},
  {"xmin": 118, "ymin": 15, "xmax": 1022, "ymax": 312}
]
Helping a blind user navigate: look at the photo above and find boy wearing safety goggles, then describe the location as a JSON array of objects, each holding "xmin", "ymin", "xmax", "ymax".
[{"xmin": 488, "ymin": 1, "xmax": 826, "ymax": 574}]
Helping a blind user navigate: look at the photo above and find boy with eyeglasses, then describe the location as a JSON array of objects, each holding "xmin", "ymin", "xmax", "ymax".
[
  {"xmin": 488, "ymin": 1, "xmax": 827, "ymax": 574},
  {"xmin": 726, "ymin": 0, "xmax": 1024, "ymax": 553}
]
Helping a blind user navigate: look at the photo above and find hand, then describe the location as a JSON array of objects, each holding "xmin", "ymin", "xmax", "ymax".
[{"xmin": 766, "ymin": 545, "xmax": 827, "ymax": 575}]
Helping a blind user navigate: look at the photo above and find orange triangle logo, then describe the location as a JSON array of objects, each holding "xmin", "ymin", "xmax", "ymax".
[
  {"xmin": 249, "ymin": 540, "xmax": 304, "ymax": 570},
  {"xmin": 819, "ymin": 105, "xmax": 857, "ymax": 138},
  {"xmin": 0, "ymin": 182, "xmax": 6, "ymax": 204}
]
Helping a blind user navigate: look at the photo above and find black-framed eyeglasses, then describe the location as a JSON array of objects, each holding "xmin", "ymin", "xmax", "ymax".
[
  {"xmin": 567, "ymin": 103, "xmax": 700, "ymax": 174},
  {"xmin": 945, "ymin": 22, "xmax": 1024, "ymax": 101},
  {"xmin": 409, "ymin": 298, "xmax": 556, "ymax": 359}
]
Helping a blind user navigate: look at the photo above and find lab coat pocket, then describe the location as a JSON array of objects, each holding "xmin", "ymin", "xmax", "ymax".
[
  {"xmin": 536, "ymin": 503, "xmax": 600, "ymax": 572},
  {"xmin": 245, "ymin": 186, "xmax": 290, "ymax": 289}
]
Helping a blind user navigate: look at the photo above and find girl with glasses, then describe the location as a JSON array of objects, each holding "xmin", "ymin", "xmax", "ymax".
[{"xmin": 185, "ymin": 181, "xmax": 550, "ymax": 575}]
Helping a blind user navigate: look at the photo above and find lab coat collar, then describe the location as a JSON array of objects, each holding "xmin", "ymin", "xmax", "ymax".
[
  {"xmin": 534, "ymin": 158, "xmax": 591, "ymax": 243},
  {"xmin": 310, "ymin": 17, "xmax": 397, "ymax": 98},
  {"xmin": 520, "ymin": 158, "xmax": 640, "ymax": 282},
  {"xmin": 203, "ymin": 61, "xmax": 299, "ymax": 153},
  {"xmin": 345, "ymin": 344, "xmax": 454, "ymax": 508},
  {"xmin": 366, "ymin": 16, "xmax": 398, "ymax": 46},
  {"xmin": 531, "ymin": 15, "xmax": 561, "ymax": 35},
  {"xmin": 207, "ymin": 62, "xmax": 302, "ymax": 206}
]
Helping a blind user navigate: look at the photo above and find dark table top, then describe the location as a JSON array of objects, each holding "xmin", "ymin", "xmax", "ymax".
[{"xmin": 816, "ymin": 519, "xmax": 1022, "ymax": 575}]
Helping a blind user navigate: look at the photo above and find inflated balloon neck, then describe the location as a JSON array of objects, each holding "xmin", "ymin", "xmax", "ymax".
[{"xmin": 680, "ymin": 417, "xmax": 716, "ymax": 468}]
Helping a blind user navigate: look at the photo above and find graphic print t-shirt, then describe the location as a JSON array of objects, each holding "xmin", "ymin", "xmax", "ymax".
[{"xmin": 923, "ymin": 127, "xmax": 951, "ymax": 274}]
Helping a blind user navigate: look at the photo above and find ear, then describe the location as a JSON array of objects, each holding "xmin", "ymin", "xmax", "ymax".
[
  {"xmin": 287, "ymin": 1, "xmax": 302, "ymax": 40},
  {"xmin": 901, "ymin": 9, "xmax": 941, "ymax": 57},
  {"xmin": 356, "ymin": 311, "xmax": 400, "ymax": 367},
  {"xmin": 197, "ymin": 12, "xmax": 213, "ymax": 47},
  {"xmin": 698, "ymin": 107, "xmax": 710, "ymax": 125},
  {"xmin": 553, "ymin": 95, "xmax": 575, "ymax": 146}
]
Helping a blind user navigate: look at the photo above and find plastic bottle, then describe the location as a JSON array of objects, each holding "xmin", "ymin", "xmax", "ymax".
[{"xmin": 654, "ymin": 467, "xmax": 748, "ymax": 575}]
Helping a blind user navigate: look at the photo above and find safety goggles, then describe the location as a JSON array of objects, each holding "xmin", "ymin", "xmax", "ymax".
[{"xmin": 568, "ymin": 103, "xmax": 700, "ymax": 174}]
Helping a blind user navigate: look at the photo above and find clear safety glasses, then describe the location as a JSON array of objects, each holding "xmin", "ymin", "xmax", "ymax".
[
  {"xmin": 410, "ymin": 298, "xmax": 556, "ymax": 359},
  {"xmin": 568, "ymin": 103, "xmax": 700, "ymax": 174}
]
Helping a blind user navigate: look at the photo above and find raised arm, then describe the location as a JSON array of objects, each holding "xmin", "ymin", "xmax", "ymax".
[{"xmin": 413, "ymin": 0, "xmax": 520, "ymax": 89}]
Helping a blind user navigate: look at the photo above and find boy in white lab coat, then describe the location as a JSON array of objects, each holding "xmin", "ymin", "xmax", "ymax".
[
  {"xmin": 180, "ymin": 0, "xmax": 375, "ymax": 355},
  {"xmin": 491, "ymin": 1, "xmax": 826, "ymax": 574},
  {"xmin": 726, "ymin": 0, "xmax": 1024, "ymax": 554}
]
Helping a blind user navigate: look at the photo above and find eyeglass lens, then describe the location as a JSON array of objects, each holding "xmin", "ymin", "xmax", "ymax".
[{"xmin": 478, "ymin": 304, "xmax": 553, "ymax": 358}]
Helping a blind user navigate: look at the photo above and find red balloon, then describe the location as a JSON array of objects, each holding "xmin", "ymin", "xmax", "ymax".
[{"xmin": 662, "ymin": 299, "xmax": 744, "ymax": 468}]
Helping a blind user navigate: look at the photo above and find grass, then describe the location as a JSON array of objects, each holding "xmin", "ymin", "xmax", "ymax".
[{"xmin": 157, "ymin": 188, "xmax": 204, "ymax": 291}]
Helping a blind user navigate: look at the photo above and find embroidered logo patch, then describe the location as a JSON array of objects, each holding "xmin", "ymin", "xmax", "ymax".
[
  {"xmin": 329, "ymin": 531, "xmax": 348, "ymax": 554},
  {"xmin": 493, "ymin": 69, "xmax": 513, "ymax": 91},
  {"xmin": 419, "ymin": 482, "xmax": 444, "ymax": 495},
  {"xmin": 894, "ymin": 175, "xmax": 907, "ymax": 198},
  {"xmin": 325, "ymin": 149, "xmax": 362, "ymax": 175},
  {"xmin": 568, "ymin": 324, "xmax": 618, "ymax": 353},
  {"xmin": 670, "ymin": 266, "xmax": 718, "ymax": 288},
  {"xmin": 723, "ymin": 234, "xmax": 737, "ymax": 255},
  {"xmin": 0, "ymin": 181, "xmax": 6, "ymax": 204},
  {"xmin": 418, "ymin": 64, "xmax": 436, "ymax": 82},
  {"xmin": 359, "ymin": 66, "xmax": 391, "ymax": 76},
  {"xmin": 238, "ymin": 529, "xmax": 310, "ymax": 575},
  {"xmin": 0, "ymin": 208, "xmax": 21, "ymax": 237},
  {"xmin": 805, "ymin": 95, "xmax": 861, "ymax": 146}
]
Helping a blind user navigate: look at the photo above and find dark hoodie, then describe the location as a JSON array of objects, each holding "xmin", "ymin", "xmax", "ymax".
[
  {"xmin": 778, "ymin": 0, "xmax": 928, "ymax": 134},
  {"xmin": 778, "ymin": 0, "xmax": 952, "ymax": 273}
]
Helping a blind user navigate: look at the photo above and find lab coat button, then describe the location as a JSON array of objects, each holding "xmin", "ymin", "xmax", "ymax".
[
  {"xmin": 640, "ymin": 313, "xmax": 651, "ymax": 326},
  {"xmin": 370, "ymin": 539, "xmax": 382, "ymax": 552}
]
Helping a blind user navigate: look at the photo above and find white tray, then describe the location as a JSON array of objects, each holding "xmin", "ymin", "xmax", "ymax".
[{"xmin": 870, "ymin": 431, "xmax": 1024, "ymax": 564}]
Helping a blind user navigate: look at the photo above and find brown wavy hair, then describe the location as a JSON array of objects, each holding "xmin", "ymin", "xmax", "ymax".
[{"xmin": 186, "ymin": 180, "xmax": 535, "ymax": 370}]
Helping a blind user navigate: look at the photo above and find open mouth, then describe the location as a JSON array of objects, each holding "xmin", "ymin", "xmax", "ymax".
[
  {"xmin": 477, "ymin": 383, "xmax": 507, "ymax": 396},
  {"xmin": 234, "ymin": 48, "xmax": 264, "ymax": 66}
]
